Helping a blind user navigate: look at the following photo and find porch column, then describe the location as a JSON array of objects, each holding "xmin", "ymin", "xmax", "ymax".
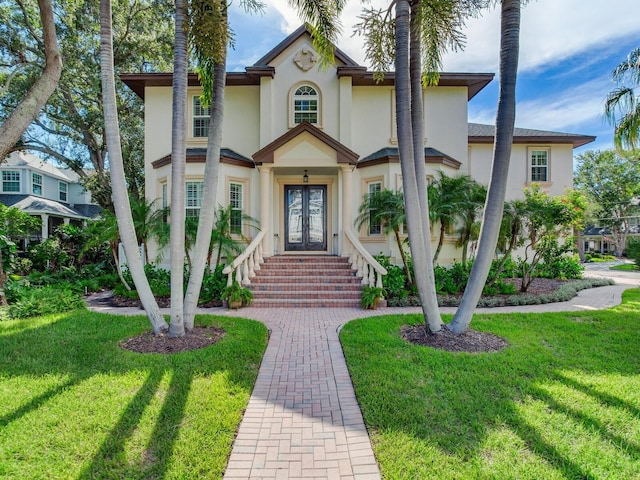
[
  {"xmin": 341, "ymin": 164, "xmax": 354, "ymax": 256},
  {"xmin": 258, "ymin": 165, "xmax": 272, "ymax": 256},
  {"xmin": 40, "ymin": 214, "xmax": 49, "ymax": 240}
]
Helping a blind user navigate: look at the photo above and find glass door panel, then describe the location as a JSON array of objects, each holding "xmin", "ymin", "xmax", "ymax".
[{"xmin": 284, "ymin": 185, "xmax": 326, "ymax": 251}]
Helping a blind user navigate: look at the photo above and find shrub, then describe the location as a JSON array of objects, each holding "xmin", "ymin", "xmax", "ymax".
[
  {"xmin": 7, "ymin": 285, "xmax": 85, "ymax": 319},
  {"xmin": 627, "ymin": 238, "xmax": 640, "ymax": 268},
  {"xmin": 199, "ymin": 265, "xmax": 227, "ymax": 303}
]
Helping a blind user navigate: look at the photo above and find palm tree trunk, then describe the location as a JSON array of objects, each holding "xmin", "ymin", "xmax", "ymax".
[
  {"xmin": 168, "ymin": 0, "xmax": 188, "ymax": 337},
  {"xmin": 450, "ymin": 0, "xmax": 521, "ymax": 334},
  {"xmin": 394, "ymin": 228, "xmax": 413, "ymax": 285},
  {"xmin": 111, "ymin": 241, "xmax": 131, "ymax": 291},
  {"xmin": 395, "ymin": 0, "xmax": 442, "ymax": 333},
  {"xmin": 434, "ymin": 223, "xmax": 446, "ymax": 265},
  {"xmin": 0, "ymin": 0, "xmax": 62, "ymax": 159},
  {"xmin": 184, "ymin": 59, "xmax": 226, "ymax": 329},
  {"xmin": 99, "ymin": 0, "xmax": 167, "ymax": 334}
]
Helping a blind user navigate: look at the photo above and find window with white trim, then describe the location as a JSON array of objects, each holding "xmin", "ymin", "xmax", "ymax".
[
  {"xmin": 530, "ymin": 148, "xmax": 549, "ymax": 182},
  {"xmin": 293, "ymin": 85, "xmax": 319, "ymax": 124},
  {"xmin": 229, "ymin": 182, "xmax": 243, "ymax": 234},
  {"xmin": 59, "ymin": 181, "xmax": 68, "ymax": 201},
  {"xmin": 32, "ymin": 173, "xmax": 42, "ymax": 195},
  {"xmin": 368, "ymin": 181, "xmax": 382, "ymax": 235},
  {"xmin": 161, "ymin": 183, "xmax": 168, "ymax": 223},
  {"xmin": 2, "ymin": 171, "xmax": 20, "ymax": 192},
  {"xmin": 193, "ymin": 96, "xmax": 211, "ymax": 138},
  {"xmin": 186, "ymin": 181, "xmax": 203, "ymax": 218}
]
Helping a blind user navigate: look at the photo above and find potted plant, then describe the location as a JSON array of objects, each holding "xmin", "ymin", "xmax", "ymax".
[
  {"xmin": 361, "ymin": 285, "xmax": 385, "ymax": 310},
  {"xmin": 221, "ymin": 281, "xmax": 253, "ymax": 309}
]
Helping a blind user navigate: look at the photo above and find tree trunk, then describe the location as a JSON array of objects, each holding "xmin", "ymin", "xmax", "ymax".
[
  {"xmin": 394, "ymin": 228, "xmax": 413, "ymax": 286},
  {"xmin": 100, "ymin": 0, "xmax": 167, "ymax": 334},
  {"xmin": 111, "ymin": 241, "xmax": 131, "ymax": 291},
  {"xmin": 0, "ymin": 0, "xmax": 62, "ymax": 159},
  {"xmin": 433, "ymin": 223, "xmax": 446, "ymax": 265},
  {"xmin": 449, "ymin": 0, "xmax": 521, "ymax": 334},
  {"xmin": 395, "ymin": 0, "xmax": 442, "ymax": 333},
  {"xmin": 168, "ymin": 0, "xmax": 189, "ymax": 337}
]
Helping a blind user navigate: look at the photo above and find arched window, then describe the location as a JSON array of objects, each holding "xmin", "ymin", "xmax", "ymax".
[{"xmin": 293, "ymin": 85, "xmax": 319, "ymax": 124}]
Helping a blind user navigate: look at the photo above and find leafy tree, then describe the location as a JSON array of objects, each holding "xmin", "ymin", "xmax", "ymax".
[
  {"xmin": 450, "ymin": 0, "xmax": 524, "ymax": 334},
  {"xmin": 100, "ymin": 0, "xmax": 167, "ymax": 334},
  {"xmin": 605, "ymin": 47, "xmax": 640, "ymax": 150},
  {"xmin": 0, "ymin": 0, "xmax": 61, "ymax": 160},
  {"xmin": 574, "ymin": 149, "xmax": 640, "ymax": 256},
  {"xmin": 0, "ymin": 204, "xmax": 40, "ymax": 305},
  {"xmin": 1, "ymin": 0, "xmax": 173, "ymax": 205},
  {"xmin": 516, "ymin": 185, "xmax": 585, "ymax": 291},
  {"xmin": 355, "ymin": 189, "xmax": 412, "ymax": 285}
]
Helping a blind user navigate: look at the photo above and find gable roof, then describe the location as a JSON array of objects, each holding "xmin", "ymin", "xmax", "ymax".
[
  {"xmin": 253, "ymin": 24, "xmax": 360, "ymax": 68},
  {"xmin": 152, "ymin": 148, "xmax": 254, "ymax": 169},
  {"xmin": 5, "ymin": 195, "xmax": 89, "ymax": 219},
  {"xmin": 253, "ymin": 122, "xmax": 359, "ymax": 165},
  {"xmin": 468, "ymin": 123, "xmax": 595, "ymax": 148},
  {"xmin": 2, "ymin": 151, "xmax": 75, "ymax": 182}
]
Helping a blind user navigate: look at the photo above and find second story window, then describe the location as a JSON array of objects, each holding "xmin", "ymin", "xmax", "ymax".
[
  {"xmin": 59, "ymin": 181, "xmax": 68, "ymax": 201},
  {"xmin": 32, "ymin": 173, "xmax": 43, "ymax": 195},
  {"xmin": 193, "ymin": 96, "xmax": 211, "ymax": 138},
  {"xmin": 2, "ymin": 171, "xmax": 20, "ymax": 192},
  {"xmin": 530, "ymin": 149, "xmax": 549, "ymax": 183},
  {"xmin": 293, "ymin": 85, "xmax": 318, "ymax": 124},
  {"xmin": 186, "ymin": 181, "xmax": 203, "ymax": 218}
]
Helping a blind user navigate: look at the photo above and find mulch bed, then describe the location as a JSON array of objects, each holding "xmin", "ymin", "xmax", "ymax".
[
  {"xmin": 400, "ymin": 324, "xmax": 509, "ymax": 353},
  {"xmin": 120, "ymin": 326, "xmax": 225, "ymax": 354},
  {"xmin": 109, "ymin": 295, "xmax": 223, "ymax": 308}
]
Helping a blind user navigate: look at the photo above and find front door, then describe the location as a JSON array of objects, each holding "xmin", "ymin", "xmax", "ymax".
[{"xmin": 284, "ymin": 185, "xmax": 327, "ymax": 251}]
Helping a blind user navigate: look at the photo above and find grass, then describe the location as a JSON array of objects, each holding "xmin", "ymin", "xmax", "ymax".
[
  {"xmin": 0, "ymin": 310, "xmax": 267, "ymax": 479},
  {"xmin": 341, "ymin": 289, "xmax": 640, "ymax": 480},
  {"xmin": 611, "ymin": 263, "xmax": 639, "ymax": 271}
]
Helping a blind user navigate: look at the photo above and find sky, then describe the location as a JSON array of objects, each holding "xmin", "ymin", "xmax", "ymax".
[{"xmin": 226, "ymin": 0, "xmax": 640, "ymax": 157}]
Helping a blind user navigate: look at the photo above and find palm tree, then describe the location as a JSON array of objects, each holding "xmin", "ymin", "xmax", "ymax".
[
  {"xmin": 355, "ymin": 189, "xmax": 413, "ymax": 285},
  {"xmin": 99, "ymin": 0, "xmax": 167, "ymax": 334},
  {"xmin": 0, "ymin": 0, "xmax": 61, "ymax": 159},
  {"xmin": 450, "ymin": 0, "xmax": 522, "ymax": 334},
  {"xmin": 209, "ymin": 205, "xmax": 259, "ymax": 268},
  {"xmin": 129, "ymin": 197, "xmax": 167, "ymax": 263},
  {"xmin": 428, "ymin": 172, "xmax": 479, "ymax": 264},
  {"xmin": 455, "ymin": 182, "xmax": 487, "ymax": 266},
  {"xmin": 605, "ymin": 47, "xmax": 640, "ymax": 150}
]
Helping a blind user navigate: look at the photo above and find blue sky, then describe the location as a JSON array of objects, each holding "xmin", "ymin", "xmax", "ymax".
[{"xmin": 227, "ymin": 0, "xmax": 639, "ymax": 157}]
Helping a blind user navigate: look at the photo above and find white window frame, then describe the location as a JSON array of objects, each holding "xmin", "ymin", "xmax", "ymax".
[
  {"xmin": 229, "ymin": 182, "xmax": 243, "ymax": 235},
  {"xmin": 290, "ymin": 83, "xmax": 321, "ymax": 127},
  {"xmin": 227, "ymin": 177, "xmax": 249, "ymax": 236},
  {"xmin": 186, "ymin": 181, "xmax": 203, "ymax": 218},
  {"xmin": 59, "ymin": 181, "xmax": 68, "ymax": 201},
  {"xmin": 529, "ymin": 147, "xmax": 550, "ymax": 183},
  {"xmin": 192, "ymin": 95, "xmax": 211, "ymax": 138},
  {"xmin": 2, "ymin": 171, "xmax": 20, "ymax": 193},
  {"xmin": 32, "ymin": 173, "xmax": 43, "ymax": 195},
  {"xmin": 362, "ymin": 178, "xmax": 384, "ymax": 237}
]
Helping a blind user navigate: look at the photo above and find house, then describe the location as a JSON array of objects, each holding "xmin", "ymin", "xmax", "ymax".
[
  {"xmin": 0, "ymin": 151, "xmax": 100, "ymax": 242},
  {"xmin": 121, "ymin": 25, "xmax": 595, "ymax": 269}
]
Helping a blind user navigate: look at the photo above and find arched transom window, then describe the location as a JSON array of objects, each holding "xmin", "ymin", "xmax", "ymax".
[{"xmin": 293, "ymin": 85, "xmax": 319, "ymax": 124}]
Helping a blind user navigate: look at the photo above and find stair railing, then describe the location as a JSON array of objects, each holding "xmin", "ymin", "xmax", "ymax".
[
  {"xmin": 222, "ymin": 230, "xmax": 266, "ymax": 286},
  {"xmin": 343, "ymin": 228, "xmax": 387, "ymax": 288}
]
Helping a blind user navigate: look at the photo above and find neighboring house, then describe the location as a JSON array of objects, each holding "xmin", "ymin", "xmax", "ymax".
[
  {"xmin": 121, "ymin": 25, "xmax": 595, "ymax": 267},
  {"xmin": 582, "ymin": 207, "xmax": 640, "ymax": 256},
  {"xmin": 0, "ymin": 151, "xmax": 100, "ymax": 243}
]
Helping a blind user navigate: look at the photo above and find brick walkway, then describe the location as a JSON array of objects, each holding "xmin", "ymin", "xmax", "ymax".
[{"xmin": 87, "ymin": 279, "xmax": 636, "ymax": 479}]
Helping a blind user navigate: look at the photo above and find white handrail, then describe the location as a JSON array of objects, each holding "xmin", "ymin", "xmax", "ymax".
[
  {"xmin": 343, "ymin": 228, "xmax": 387, "ymax": 289},
  {"xmin": 222, "ymin": 230, "xmax": 266, "ymax": 286}
]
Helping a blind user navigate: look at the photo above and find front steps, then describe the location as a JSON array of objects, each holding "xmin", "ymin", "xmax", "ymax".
[{"xmin": 249, "ymin": 255, "xmax": 362, "ymax": 308}]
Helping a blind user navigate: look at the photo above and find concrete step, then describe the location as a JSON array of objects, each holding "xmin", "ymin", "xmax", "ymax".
[{"xmin": 250, "ymin": 298, "xmax": 361, "ymax": 308}]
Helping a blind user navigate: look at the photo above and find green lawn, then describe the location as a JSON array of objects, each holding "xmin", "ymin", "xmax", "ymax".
[
  {"xmin": 0, "ymin": 311, "xmax": 267, "ymax": 479},
  {"xmin": 610, "ymin": 263, "xmax": 639, "ymax": 271},
  {"xmin": 341, "ymin": 290, "xmax": 640, "ymax": 480}
]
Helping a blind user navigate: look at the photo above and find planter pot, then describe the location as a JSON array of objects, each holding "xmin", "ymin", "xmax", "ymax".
[{"xmin": 228, "ymin": 299, "xmax": 243, "ymax": 310}]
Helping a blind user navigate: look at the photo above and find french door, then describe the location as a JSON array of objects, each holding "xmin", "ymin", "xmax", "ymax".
[{"xmin": 284, "ymin": 185, "xmax": 327, "ymax": 251}]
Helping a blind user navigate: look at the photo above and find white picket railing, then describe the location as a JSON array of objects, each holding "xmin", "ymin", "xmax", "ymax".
[
  {"xmin": 222, "ymin": 230, "xmax": 266, "ymax": 286},
  {"xmin": 343, "ymin": 228, "xmax": 387, "ymax": 288}
]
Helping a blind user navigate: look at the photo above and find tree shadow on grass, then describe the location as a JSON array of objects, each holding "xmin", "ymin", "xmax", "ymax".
[
  {"xmin": 0, "ymin": 310, "xmax": 266, "ymax": 478},
  {"xmin": 341, "ymin": 304, "xmax": 640, "ymax": 478}
]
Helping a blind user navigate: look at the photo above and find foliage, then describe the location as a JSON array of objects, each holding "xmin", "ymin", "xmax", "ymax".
[
  {"xmin": 116, "ymin": 265, "xmax": 171, "ymax": 299},
  {"xmin": 341, "ymin": 289, "xmax": 640, "ymax": 479},
  {"xmin": 604, "ymin": 47, "xmax": 640, "ymax": 149},
  {"xmin": 626, "ymin": 237, "xmax": 640, "ymax": 268},
  {"xmin": 1, "ymin": 0, "xmax": 175, "ymax": 206},
  {"xmin": 6, "ymin": 284, "xmax": 85, "ymax": 319},
  {"xmin": 361, "ymin": 285, "xmax": 385, "ymax": 309},
  {"xmin": 375, "ymin": 254, "xmax": 410, "ymax": 301},
  {"xmin": 199, "ymin": 264, "xmax": 227, "ymax": 304},
  {"xmin": 221, "ymin": 281, "xmax": 253, "ymax": 308},
  {"xmin": 574, "ymin": 149, "xmax": 640, "ymax": 257},
  {"xmin": 535, "ymin": 248, "xmax": 583, "ymax": 280},
  {"xmin": 0, "ymin": 310, "xmax": 267, "ymax": 477}
]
